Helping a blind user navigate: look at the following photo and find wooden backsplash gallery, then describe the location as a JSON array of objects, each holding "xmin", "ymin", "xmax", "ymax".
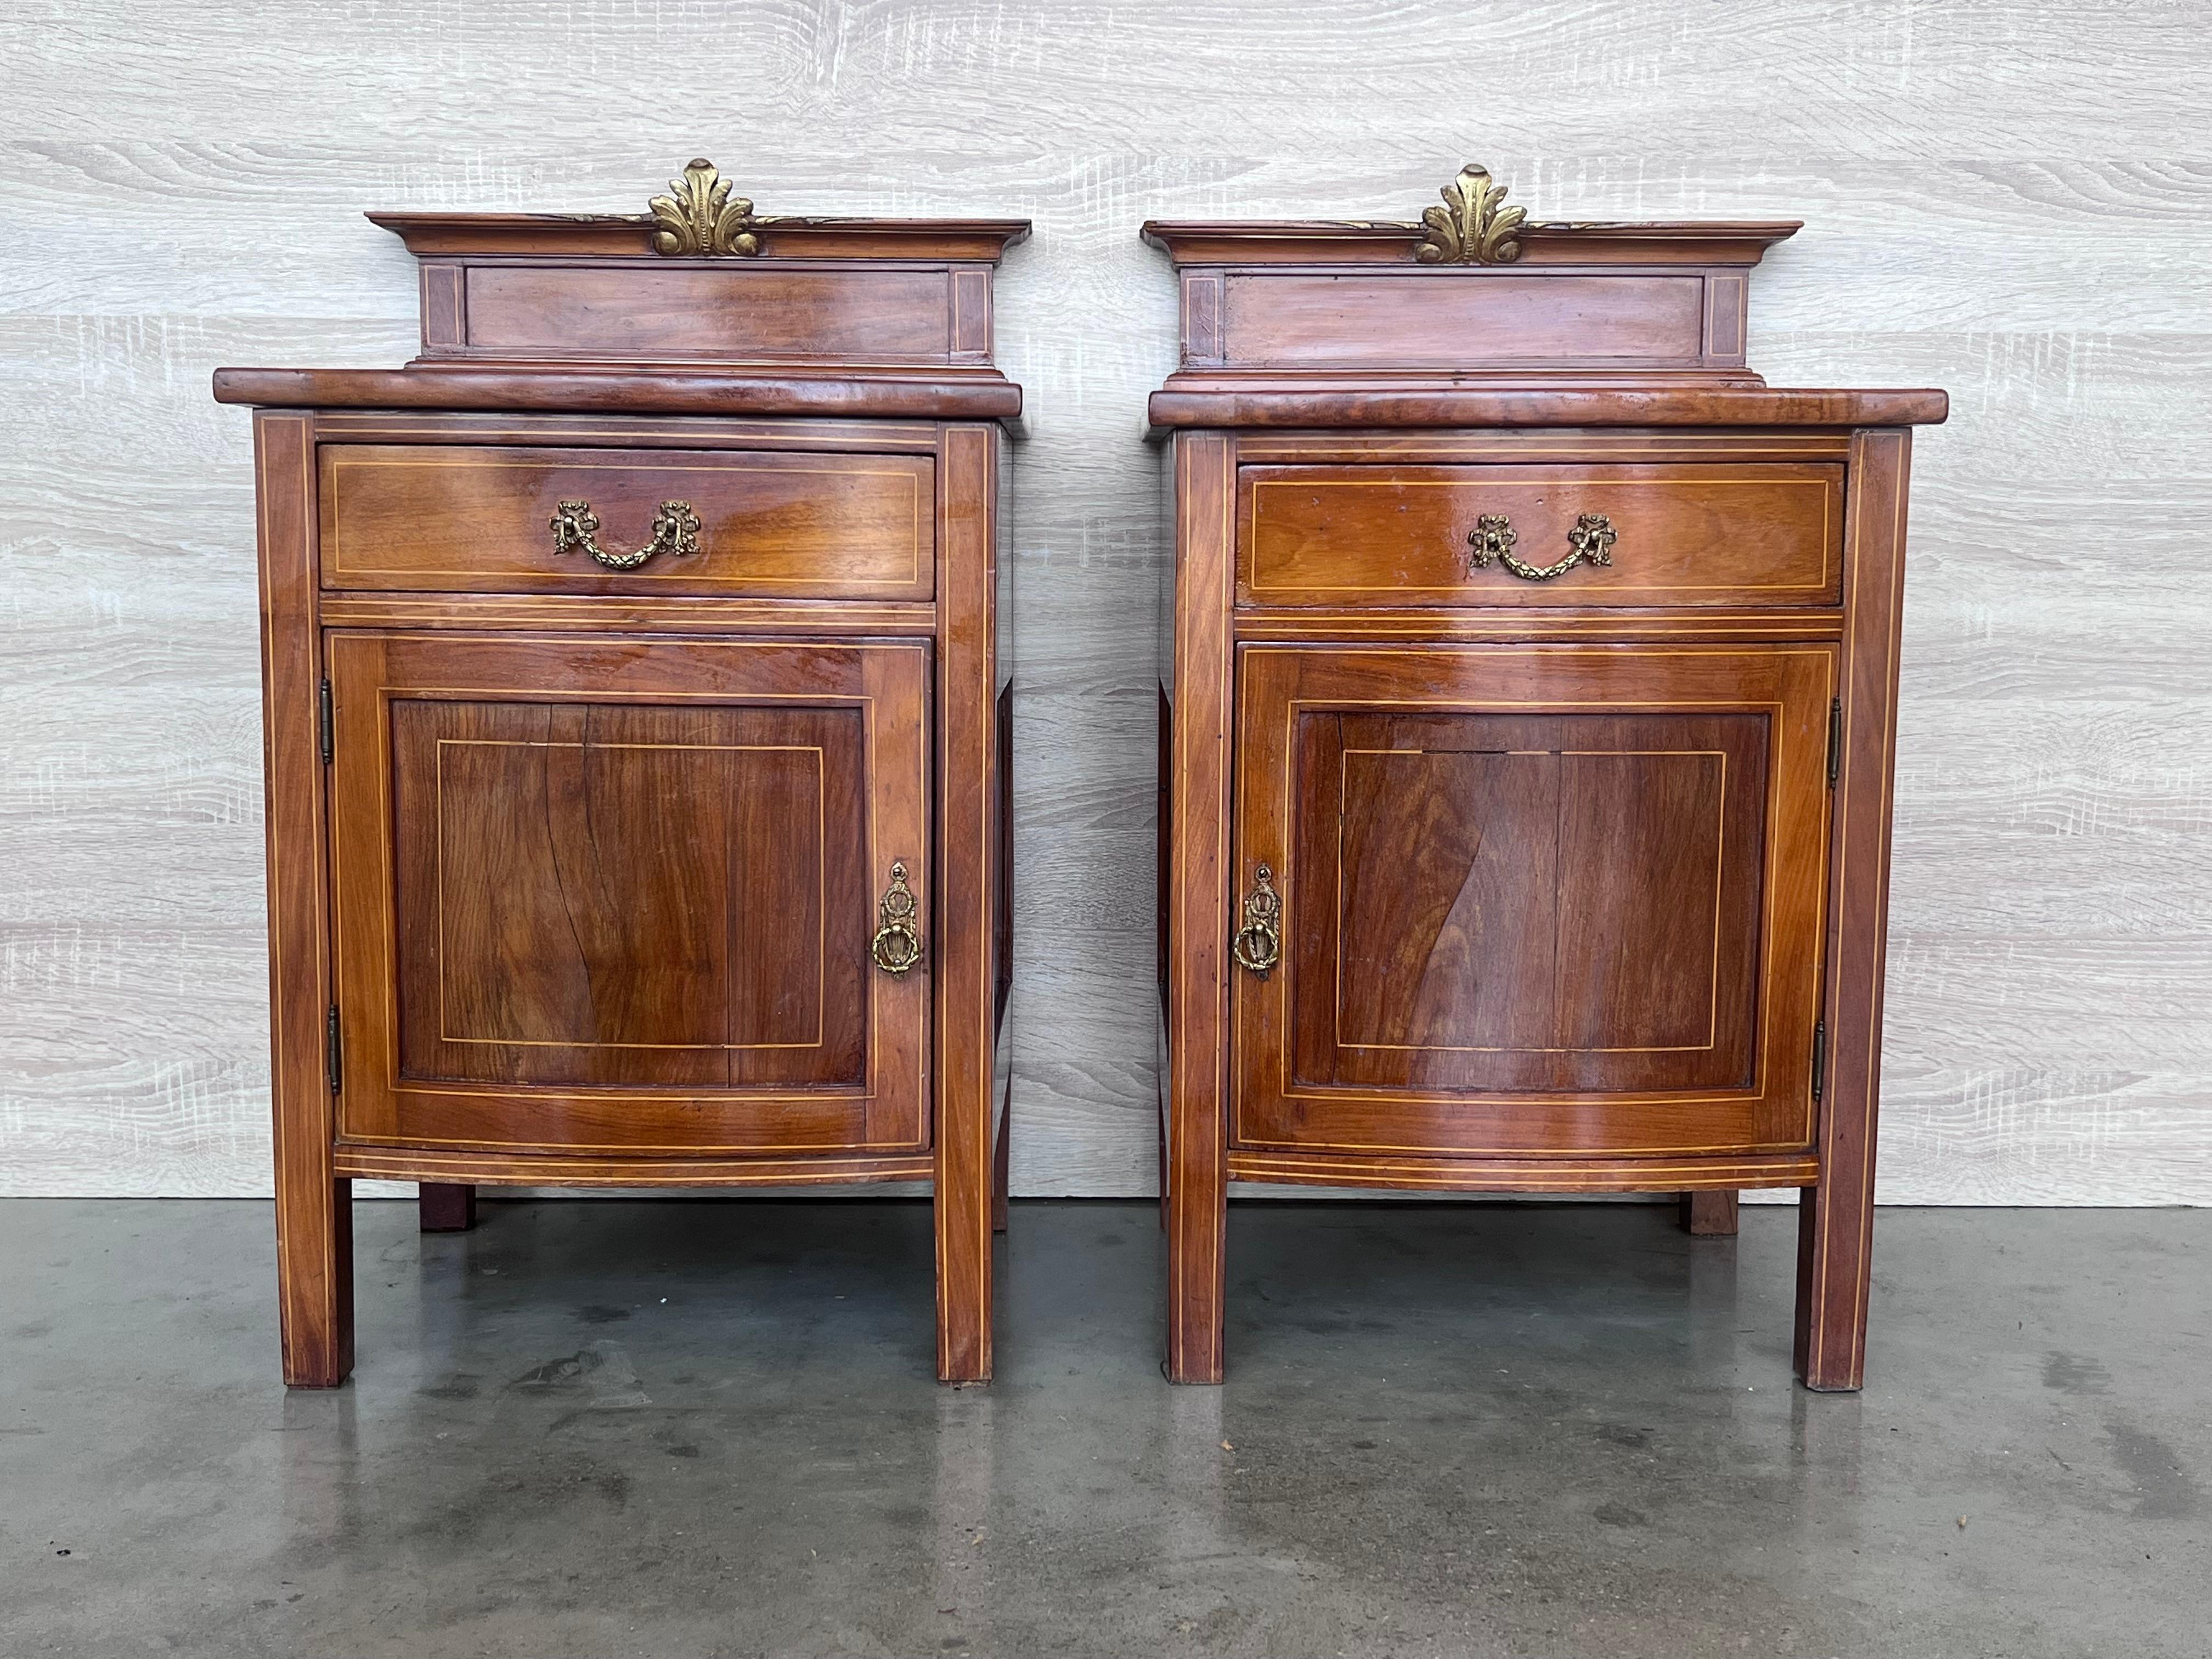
[{"xmin": 4, "ymin": 0, "xmax": 2208, "ymax": 1203}]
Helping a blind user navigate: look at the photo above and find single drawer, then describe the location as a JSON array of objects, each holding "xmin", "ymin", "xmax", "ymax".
[
  {"xmin": 1238, "ymin": 462, "xmax": 1843, "ymax": 608},
  {"xmin": 320, "ymin": 445, "xmax": 934, "ymax": 599}
]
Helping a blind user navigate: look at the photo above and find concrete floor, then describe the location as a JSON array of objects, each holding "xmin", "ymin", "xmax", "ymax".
[{"xmin": 0, "ymin": 1199, "xmax": 2203, "ymax": 1658}]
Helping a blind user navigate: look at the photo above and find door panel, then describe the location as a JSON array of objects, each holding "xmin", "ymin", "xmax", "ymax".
[
  {"xmin": 330, "ymin": 633, "xmax": 930, "ymax": 1155},
  {"xmin": 1234, "ymin": 645, "xmax": 1833, "ymax": 1156}
]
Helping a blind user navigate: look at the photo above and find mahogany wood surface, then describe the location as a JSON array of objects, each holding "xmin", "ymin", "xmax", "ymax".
[
  {"xmin": 336, "ymin": 1146, "xmax": 936, "ymax": 1187},
  {"xmin": 440, "ymin": 264, "xmax": 983, "ymax": 365},
  {"xmin": 213, "ymin": 367, "xmax": 1023, "ymax": 423},
  {"xmin": 1141, "ymin": 221, "xmax": 1802, "ymax": 269},
  {"xmin": 1156, "ymin": 210, "xmax": 1943, "ymax": 1390},
  {"xmin": 1150, "ymin": 386, "xmax": 1946, "ymax": 431},
  {"xmin": 254, "ymin": 411, "xmax": 352, "ymax": 1389},
  {"xmin": 932, "ymin": 425, "xmax": 1001, "ymax": 1381},
  {"xmin": 369, "ymin": 213, "xmax": 1031, "ymax": 263},
  {"xmin": 320, "ymin": 445, "xmax": 935, "ymax": 599},
  {"xmin": 1226, "ymin": 1149, "xmax": 1815, "ymax": 1192},
  {"xmin": 326, "ymin": 633, "xmax": 931, "ymax": 1155},
  {"xmin": 225, "ymin": 188, "xmax": 1022, "ymax": 1386},
  {"xmin": 1209, "ymin": 272, "xmax": 1712, "ymax": 372},
  {"xmin": 1232, "ymin": 645, "xmax": 1832, "ymax": 1155},
  {"xmin": 1239, "ymin": 462, "xmax": 1843, "ymax": 608},
  {"xmin": 416, "ymin": 1182, "xmax": 477, "ymax": 1232},
  {"xmin": 1163, "ymin": 431, "xmax": 1237, "ymax": 1384},
  {"xmin": 1796, "ymin": 428, "xmax": 1915, "ymax": 1391},
  {"xmin": 1680, "ymin": 1189, "xmax": 1740, "ymax": 1235}
]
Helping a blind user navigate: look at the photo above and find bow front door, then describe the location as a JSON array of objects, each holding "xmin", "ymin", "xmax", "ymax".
[
  {"xmin": 326, "ymin": 633, "xmax": 932, "ymax": 1156},
  {"xmin": 1229, "ymin": 644, "xmax": 1836, "ymax": 1159}
]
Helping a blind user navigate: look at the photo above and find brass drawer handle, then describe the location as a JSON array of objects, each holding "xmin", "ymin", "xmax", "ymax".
[
  {"xmin": 870, "ymin": 860, "xmax": 924, "ymax": 975},
  {"xmin": 1468, "ymin": 512, "xmax": 1617, "ymax": 582},
  {"xmin": 1231, "ymin": 863, "xmax": 1282, "ymax": 977},
  {"xmin": 549, "ymin": 498, "xmax": 702, "ymax": 570}
]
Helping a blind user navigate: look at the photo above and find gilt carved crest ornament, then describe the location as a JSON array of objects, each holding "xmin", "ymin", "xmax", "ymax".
[
  {"xmin": 1413, "ymin": 163, "xmax": 1527, "ymax": 265},
  {"xmin": 647, "ymin": 157, "xmax": 763, "ymax": 257}
]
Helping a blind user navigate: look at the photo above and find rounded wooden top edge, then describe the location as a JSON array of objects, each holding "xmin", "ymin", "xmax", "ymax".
[
  {"xmin": 211, "ymin": 366, "xmax": 1025, "ymax": 422},
  {"xmin": 1140, "ymin": 219, "xmax": 1804, "ymax": 264},
  {"xmin": 1143, "ymin": 386, "xmax": 1949, "ymax": 430},
  {"xmin": 366, "ymin": 212, "xmax": 1032, "ymax": 261}
]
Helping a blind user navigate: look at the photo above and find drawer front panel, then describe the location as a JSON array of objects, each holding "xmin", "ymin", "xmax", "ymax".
[
  {"xmin": 1239, "ymin": 462, "xmax": 1842, "ymax": 608},
  {"xmin": 321, "ymin": 445, "xmax": 934, "ymax": 599}
]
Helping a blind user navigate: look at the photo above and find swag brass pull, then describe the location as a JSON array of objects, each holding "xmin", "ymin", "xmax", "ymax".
[
  {"xmin": 1468, "ymin": 512, "xmax": 1617, "ymax": 582},
  {"xmin": 870, "ymin": 860, "xmax": 924, "ymax": 975},
  {"xmin": 549, "ymin": 498, "xmax": 702, "ymax": 570},
  {"xmin": 1231, "ymin": 864, "xmax": 1283, "ymax": 977}
]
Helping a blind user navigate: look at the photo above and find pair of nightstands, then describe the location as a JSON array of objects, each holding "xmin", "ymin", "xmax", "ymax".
[{"xmin": 216, "ymin": 160, "xmax": 1944, "ymax": 1391}]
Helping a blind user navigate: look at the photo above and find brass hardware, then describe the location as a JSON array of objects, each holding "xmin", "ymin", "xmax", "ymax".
[
  {"xmin": 871, "ymin": 860, "xmax": 923, "ymax": 975},
  {"xmin": 1468, "ymin": 511, "xmax": 1616, "ymax": 582},
  {"xmin": 1414, "ymin": 164, "xmax": 1527, "ymax": 265},
  {"xmin": 1231, "ymin": 864, "xmax": 1283, "ymax": 977},
  {"xmin": 549, "ymin": 498, "xmax": 702, "ymax": 570},
  {"xmin": 647, "ymin": 158, "xmax": 762, "ymax": 258},
  {"xmin": 1466, "ymin": 514, "xmax": 1517, "ymax": 573}
]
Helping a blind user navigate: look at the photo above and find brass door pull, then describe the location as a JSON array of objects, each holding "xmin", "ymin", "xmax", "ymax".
[
  {"xmin": 549, "ymin": 498, "xmax": 702, "ymax": 570},
  {"xmin": 871, "ymin": 860, "xmax": 923, "ymax": 974},
  {"xmin": 1468, "ymin": 512, "xmax": 1617, "ymax": 582},
  {"xmin": 1231, "ymin": 864, "xmax": 1282, "ymax": 976}
]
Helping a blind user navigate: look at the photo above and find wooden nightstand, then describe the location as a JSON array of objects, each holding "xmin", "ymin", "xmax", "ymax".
[
  {"xmin": 1150, "ymin": 166, "xmax": 1946, "ymax": 1389},
  {"xmin": 216, "ymin": 161, "xmax": 1024, "ymax": 1386}
]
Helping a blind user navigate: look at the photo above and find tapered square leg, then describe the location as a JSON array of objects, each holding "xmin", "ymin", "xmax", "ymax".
[
  {"xmin": 933, "ymin": 424, "xmax": 997, "ymax": 1384},
  {"xmin": 255, "ymin": 410, "xmax": 353, "ymax": 1389},
  {"xmin": 1679, "ymin": 1189, "xmax": 1739, "ymax": 1235},
  {"xmin": 1164, "ymin": 432, "xmax": 1235, "ymax": 1385},
  {"xmin": 1794, "ymin": 428, "xmax": 1913, "ymax": 1395},
  {"xmin": 1795, "ymin": 1178, "xmax": 1873, "ymax": 1390},
  {"xmin": 418, "ymin": 1182, "xmax": 477, "ymax": 1233},
  {"xmin": 275, "ymin": 1176, "xmax": 353, "ymax": 1388}
]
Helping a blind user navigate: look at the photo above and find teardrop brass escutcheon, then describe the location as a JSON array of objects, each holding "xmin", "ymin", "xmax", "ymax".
[
  {"xmin": 871, "ymin": 859, "xmax": 923, "ymax": 975},
  {"xmin": 1231, "ymin": 863, "xmax": 1283, "ymax": 976}
]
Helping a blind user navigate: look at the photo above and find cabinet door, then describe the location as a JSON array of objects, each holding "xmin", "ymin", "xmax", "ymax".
[
  {"xmin": 328, "ymin": 633, "xmax": 930, "ymax": 1155},
  {"xmin": 1232, "ymin": 644, "xmax": 1835, "ymax": 1157}
]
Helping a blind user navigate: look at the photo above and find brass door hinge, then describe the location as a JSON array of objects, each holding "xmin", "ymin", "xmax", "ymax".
[
  {"xmin": 318, "ymin": 679, "xmax": 334, "ymax": 765},
  {"xmin": 1811, "ymin": 1018, "xmax": 1827, "ymax": 1103},
  {"xmin": 1826, "ymin": 697, "xmax": 1842, "ymax": 787},
  {"xmin": 325, "ymin": 1006, "xmax": 343, "ymax": 1095}
]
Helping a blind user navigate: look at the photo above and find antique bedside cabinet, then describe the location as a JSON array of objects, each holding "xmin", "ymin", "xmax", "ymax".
[
  {"xmin": 216, "ymin": 162, "xmax": 1024, "ymax": 1386},
  {"xmin": 1149, "ymin": 166, "xmax": 1946, "ymax": 1389}
]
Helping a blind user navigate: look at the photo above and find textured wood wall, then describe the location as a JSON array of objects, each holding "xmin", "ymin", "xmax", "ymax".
[{"xmin": 4, "ymin": 1, "xmax": 2207, "ymax": 1201}]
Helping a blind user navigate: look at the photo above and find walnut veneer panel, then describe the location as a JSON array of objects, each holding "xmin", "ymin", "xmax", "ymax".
[
  {"xmin": 320, "ymin": 445, "xmax": 934, "ymax": 599},
  {"xmin": 1214, "ymin": 272, "xmax": 1708, "ymax": 369},
  {"xmin": 327, "ymin": 633, "xmax": 932, "ymax": 1157},
  {"xmin": 1230, "ymin": 644, "xmax": 1833, "ymax": 1158},
  {"xmin": 448, "ymin": 264, "xmax": 967, "ymax": 363},
  {"xmin": 1239, "ymin": 462, "xmax": 1842, "ymax": 608}
]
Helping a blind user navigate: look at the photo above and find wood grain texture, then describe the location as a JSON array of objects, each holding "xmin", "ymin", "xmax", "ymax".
[{"xmin": 4, "ymin": 0, "xmax": 2209, "ymax": 1205}]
